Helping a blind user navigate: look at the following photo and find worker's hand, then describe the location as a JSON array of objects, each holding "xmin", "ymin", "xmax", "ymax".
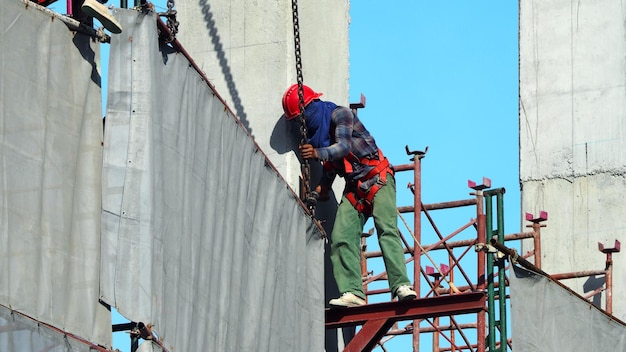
[
  {"xmin": 299, "ymin": 144, "xmax": 318, "ymax": 160},
  {"xmin": 315, "ymin": 184, "xmax": 330, "ymax": 201}
]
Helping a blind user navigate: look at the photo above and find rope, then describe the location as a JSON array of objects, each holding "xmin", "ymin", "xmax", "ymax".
[{"xmin": 397, "ymin": 210, "xmax": 461, "ymax": 293}]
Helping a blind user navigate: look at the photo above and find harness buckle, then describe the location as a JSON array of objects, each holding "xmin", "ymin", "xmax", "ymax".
[{"xmin": 359, "ymin": 175, "xmax": 380, "ymax": 193}]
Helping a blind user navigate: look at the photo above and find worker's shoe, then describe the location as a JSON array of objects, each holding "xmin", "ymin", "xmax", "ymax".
[
  {"xmin": 81, "ymin": 0, "xmax": 123, "ymax": 34},
  {"xmin": 395, "ymin": 285, "xmax": 417, "ymax": 301},
  {"xmin": 329, "ymin": 292, "xmax": 366, "ymax": 308}
]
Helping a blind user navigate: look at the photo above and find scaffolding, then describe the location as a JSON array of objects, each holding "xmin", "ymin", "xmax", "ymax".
[{"xmin": 324, "ymin": 142, "xmax": 620, "ymax": 352}]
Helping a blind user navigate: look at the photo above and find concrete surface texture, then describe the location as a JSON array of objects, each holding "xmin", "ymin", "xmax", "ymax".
[
  {"xmin": 519, "ymin": 0, "xmax": 626, "ymax": 320},
  {"xmin": 174, "ymin": 0, "xmax": 350, "ymax": 194}
]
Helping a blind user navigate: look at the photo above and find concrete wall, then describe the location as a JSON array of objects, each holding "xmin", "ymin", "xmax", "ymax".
[
  {"xmin": 519, "ymin": 0, "xmax": 626, "ymax": 320},
  {"xmin": 174, "ymin": 0, "xmax": 350, "ymax": 192}
]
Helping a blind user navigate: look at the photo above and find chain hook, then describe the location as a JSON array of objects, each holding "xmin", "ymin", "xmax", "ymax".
[{"xmin": 157, "ymin": 0, "xmax": 179, "ymax": 43}]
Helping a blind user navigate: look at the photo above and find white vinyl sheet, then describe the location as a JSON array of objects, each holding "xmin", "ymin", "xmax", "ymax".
[
  {"xmin": 101, "ymin": 10, "xmax": 325, "ymax": 352},
  {"xmin": 510, "ymin": 265, "xmax": 626, "ymax": 351},
  {"xmin": 0, "ymin": 0, "xmax": 110, "ymax": 347}
]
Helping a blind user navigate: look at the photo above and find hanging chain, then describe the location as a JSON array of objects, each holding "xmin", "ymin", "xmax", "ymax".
[
  {"xmin": 158, "ymin": 0, "xmax": 179, "ymax": 43},
  {"xmin": 166, "ymin": 0, "xmax": 179, "ymax": 40},
  {"xmin": 291, "ymin": 0, "xmax": 316, "ymax": 216}
]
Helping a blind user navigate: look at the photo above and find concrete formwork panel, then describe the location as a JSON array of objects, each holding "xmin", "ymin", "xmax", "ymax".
[
  {"xmin": 175, "ymin": 0, "xmax": 350, "ymax": 192},
  {"xmin": 520, "ymin": 0, "xmax": 626, "ymax": 320}
]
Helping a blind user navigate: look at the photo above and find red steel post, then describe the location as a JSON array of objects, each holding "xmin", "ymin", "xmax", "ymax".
[
  {"xmin": 598, "ymin": 240, "xmax": 620, "ymax": 314},
  {"xmin": 405, "ymin": 146, "xmax": 427, "ymax": 352},
  {"xmin": 412, "ymin": 151, "xmax": 422, "ymax": 352},
  {"xmin": 525, "ymin": 211, "xmax": 548, "ymax": 269},
  {"xmin": 469, "ymin": 177, "xmax": 490, "ymax": 352}
]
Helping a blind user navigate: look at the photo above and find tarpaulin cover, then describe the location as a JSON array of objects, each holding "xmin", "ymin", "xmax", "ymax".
[
  {"xmin": 510, "ymin": 265, "xmax": 626, "ymax": 351},
  {"xmin": 0, "ymin": 304, "xmax": 103, "ymax": 352},
  {"xmin": 0, "ymin": 0, "xmax": 110, "ymax": 348},
  {"xmin": 100, "ymin": 9, "xmax": 325, "ymax": 352}
]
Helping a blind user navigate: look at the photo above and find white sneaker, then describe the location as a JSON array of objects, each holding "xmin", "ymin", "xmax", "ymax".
[
  {"xmin": 81, "ymin": 0, "xmax": 123, "ymax": 34},
  {"xmin": 329, "ymin": 292, "xmax": 366, "ymax": 307},
  {"xmin": 396, "ymin": 285, "xmax": 417, "ymax": 301}
]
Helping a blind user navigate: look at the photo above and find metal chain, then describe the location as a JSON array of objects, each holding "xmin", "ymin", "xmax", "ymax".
[
  {"xmin": 163, "ymin": 0, "xmax": 179, "ymax": 42},
  {"xmin": 291, "ymin": 0, "xmax": 316, "ymax": 215}
]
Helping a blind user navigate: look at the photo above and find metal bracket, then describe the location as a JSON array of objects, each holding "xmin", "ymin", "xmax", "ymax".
[
  {"xmin": 525, "ymin": 211, "xmax": 548, "ymax": 223},
  {"xmin": 598, "ymin": 240, "xmax": 621, "ymax": 254},
  {"xmin": 405, "ymin": 145, "xmax": 428, "ymax": 161},
  {"xmin": 468, "ymin": 177, "xmax": 492, "ymax": 195},
  {"xmin": 350, "ymin": 93, "xmax": 366, "ymax": 113},
  {"xmin": 426, "ymin": 264, "xmax": 450, "ymax": 279}
]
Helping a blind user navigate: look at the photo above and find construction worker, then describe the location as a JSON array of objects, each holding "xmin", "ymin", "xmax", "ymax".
[{"xmin": 282, "ymin": 84, "xmax": 417, "ymax": 307}]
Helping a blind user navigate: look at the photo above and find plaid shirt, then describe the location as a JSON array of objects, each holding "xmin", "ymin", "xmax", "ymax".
[
  {"xmin": 316, "ymin": 106, "xmax": 378, "ymax": 161},
  {"xmin": 316, "ymin": 106, "xmax": 380, "ymax": 183}
]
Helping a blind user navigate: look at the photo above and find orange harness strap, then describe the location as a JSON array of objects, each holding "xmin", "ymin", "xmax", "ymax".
[{"xmin": 342, "ymin": 149, "xmax": 394, "ymax": 216}]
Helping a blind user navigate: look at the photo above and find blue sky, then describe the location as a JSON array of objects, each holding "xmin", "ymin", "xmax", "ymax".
[
  {"xmin": 349, "ymin": 2, "xmax": 519, "ymax": 350},
  {"xmin": 48, "ymin": 1, "xmax": 519, "ymax": 351},
  {"xmin": 349, "ymin": 2, "xmax": 519, "ymax": 210}
]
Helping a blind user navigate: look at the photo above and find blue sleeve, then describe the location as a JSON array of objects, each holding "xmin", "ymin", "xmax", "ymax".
[{"xmin": 315, "ymin": 107, "xmax": 353, "ymax": 161}]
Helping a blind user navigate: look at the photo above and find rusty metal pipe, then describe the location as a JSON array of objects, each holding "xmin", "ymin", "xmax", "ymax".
[
  {"xmin": 0, "ymin": 303, "xmax": 110, "ymax": 351},
  {"xmin": 526, "ymin": 221, "xmax": 545, "ymax": 268},
  {"xmin": 583, "ymin": 286, "xmax": 605, "ymax": 301},
  {"xmin": 20, "ymin": 0, "xmax": 108, "ymax": 41},
  {"xmin": 598, "ymin": 240, "xmax": 620, "ymax": 315},
  {"xmin": 377, "ymin": 232, "xmax": 532, "ymax": 257},
  {"xmin": 533, "ymin": 222, "xmax": 543, "ymax": 268},
  {"xmin": 393, "ymin": 163, "xmax": 416, "ymax": 172},
  {"xmin": 550, "ymin": 270, "xmax": 606, "ymax": 281},
  {"xmin": 387, "ymin": 323, "xmax": 478, "ymax": 336},
  {"xmin": 525, "ymin": 211, "xmax": 548, "ymax": 269},
  {"xmin": 475, "ymin": 192, "xmax": 487, "ymax": 351},
  {"xmin": 137, "ymin": 322, "xmax": 153, "ymax": 340},
  {"xmin": 606, "ymin": 257, "xmax": 613, "ymax": 314},
  {"xmin": 409, "ymin": 149, "xmax": 425, "ymax": 352},
  {"xmin": 398, "ymin": 199, "xmax": 477, "ymax": 213}
]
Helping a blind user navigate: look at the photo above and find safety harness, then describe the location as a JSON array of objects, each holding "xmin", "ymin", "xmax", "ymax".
[{"xmin": 325, "ymin": 149, "xmax": 394, "ymax": 216}]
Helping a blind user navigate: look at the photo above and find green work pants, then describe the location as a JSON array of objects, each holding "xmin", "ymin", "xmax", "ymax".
[{"xmin": 330, "ymin": 174, "xmax": 411, "ymax": 300}]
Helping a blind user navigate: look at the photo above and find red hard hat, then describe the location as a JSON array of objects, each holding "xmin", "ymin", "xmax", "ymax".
[{"xmin": 282, "ymin": 84, "xmax": 323, "ymax": 120}]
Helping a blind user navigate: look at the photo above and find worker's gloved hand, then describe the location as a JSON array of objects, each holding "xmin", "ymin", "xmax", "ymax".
[
  {"xmin": 299, "ymin": 144, "xmax": 318, "ymax": 160},
  {"xmin": 315, "ymin": 184, "xmax": 330, "ymax": 201}
]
